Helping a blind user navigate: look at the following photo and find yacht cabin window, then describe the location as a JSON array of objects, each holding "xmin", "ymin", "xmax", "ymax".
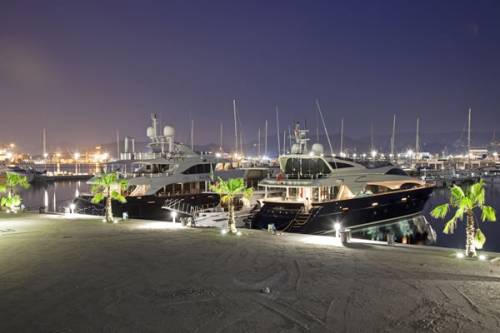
[{"xmin": 284, "ymin": 158, "xmax": 331, "ymax": 177}]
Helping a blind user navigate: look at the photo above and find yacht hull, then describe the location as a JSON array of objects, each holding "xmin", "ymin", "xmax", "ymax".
[
  {"xmin": 73, "ymin": 193, "xmax": 221, "ymax": 220},
  {"xmin": 250, "ymin": 186, "xmax": 434, "ymax": 234}
]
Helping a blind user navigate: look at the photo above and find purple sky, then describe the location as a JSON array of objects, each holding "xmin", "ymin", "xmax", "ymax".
[{"xmin": 1, "ymin": 0, "xmax": 499, "ymax": 153}]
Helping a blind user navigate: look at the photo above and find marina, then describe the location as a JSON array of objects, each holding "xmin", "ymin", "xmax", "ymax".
[{"xmin": 2, "ymin": 2, "xmax": 500, "ymax": 332}]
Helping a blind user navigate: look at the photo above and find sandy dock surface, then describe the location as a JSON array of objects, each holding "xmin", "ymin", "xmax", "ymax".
[{"xmin": 1, "ymin": 213, "xmax": 500, "ymax": 332}]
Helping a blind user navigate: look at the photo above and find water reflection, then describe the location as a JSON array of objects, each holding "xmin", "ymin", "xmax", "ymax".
[
  {"xmin": 20, "ymin": 181, "xmax": 89, "ymax": 213},
  {"xmin": 351, "ymin": 215, "xmax": 437, "ymax": 245}
]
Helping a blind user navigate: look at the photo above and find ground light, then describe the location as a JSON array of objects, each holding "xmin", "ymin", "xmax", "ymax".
[
  {"xmin": 456, "ymin": 252, "xmax": 465, "ymax": 259},
  {"xmin": 334, "ymin": 222, "xmax": 341, "ymax": 238},
  {"xmin": 220, "ymin": 229, "xmax": 228, "ymax": 235},
  {"xmin": 171, "ymin": 211, "xmax": 177, "ymax": 223},
  {"xmin": 479, "ymin": 254, "xmax": 487, "ymax": 261}
]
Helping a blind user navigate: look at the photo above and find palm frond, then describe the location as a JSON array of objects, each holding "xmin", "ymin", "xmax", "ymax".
[
  {"xmin": 431, "ymin": 204, "xmax": 449, "ymax": 219},
  {"xmin": 443, "ymin": 218, "xmax": 457, "ymax": 234},
  {"xmin": 481, "ymin": 205, "xmax": 496, "ymax": 222},
  {"xmin": 111, "ymin": 191, "xmax": 127, "ymax": 203},
  {"xmin": 469, "ymin": 180, "xmax": 485, "ymax": 207},
  {"xmin": 91, "ymin": 192, "xmax": 105, "ymax": 204},
  {"xmin": 449, "ymin": 185, "xmax": 465, "ymax": 206},
  {"xmin": 474, "ymin": 228, "xmax": 486, "ymax": 249}
]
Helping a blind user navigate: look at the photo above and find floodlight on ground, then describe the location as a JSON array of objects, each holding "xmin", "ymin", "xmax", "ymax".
[
  {"xmin": 456, "ymin": 252, "xmax": 465, "ymax": 259},
  {"xmin": 236, "ymin": 231, "xmax": 242, "ymax": 236},
  {"xmin": 479, "ymin": 254, "xmax": 487, "ymax": 261},
  {"xmin": 171, "ymin": 211, "xmax": 177, "ymax": 223},
  {"xmin": 221, "ymin": 229, "xmax": 228, "ymax": 235}
]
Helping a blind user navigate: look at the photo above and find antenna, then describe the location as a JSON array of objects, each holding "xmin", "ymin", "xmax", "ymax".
[
  {"xmin": 276, "ymin": 106, "xmax": 281, "ymax": 155},
  {"xmin": 315, "ymin": 99, "xmax": 334, "ymax": 156},
  {"xmin": 233, "ymin": 99, "xmax": 238, "ymax": 154}
]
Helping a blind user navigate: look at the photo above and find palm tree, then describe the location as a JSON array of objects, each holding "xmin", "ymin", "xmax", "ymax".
[
  {"xmin": 0, "ymin": 172, "xmax": 30, "ymax": 212},
  {"xmin": 90, "ymin": 172, "xmax": 128, "ymax": 223},
  {"xmin": 431, "ymin": 180, "xmax": 496, "ymax": 257},
  {"xmin": 210, "ymin": 178, "xmax": 253, "ymax": 234}
]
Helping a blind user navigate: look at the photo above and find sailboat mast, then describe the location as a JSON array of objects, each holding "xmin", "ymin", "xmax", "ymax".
[
  {"xmin": 276, "ymin": 106, "xmax": 280, "ymax": 155},
  {"xmin": 315, "ymin": 99, "xmax": 334, "ymax": 156},
  {"xmin": 258, "ymin": 128, "xmax": 261, "ymax": 157},
  {"xmin": 116, "ymin": 129, "xmax": 120, "ymax": 159},
  {"xmin": 264, "ymin": 120, "xmax": 268, "ymax": 157},
  {"xmin": 468, "ymin": 108, "xmax": 471, "ymax": 154},
  {"xmin": 190, "ymin": 119, "xmax": 194, "ymax": 151},
  {"xmin": 219, "ymin": 123, "xmax": 223, "ymax": 152},
  {"xmin": 283, "ymin": 130, "xmax": 286, "ymax": 155},
  {"xmin": 233, "ymin": 100, "xmax": 238, "ymax": 154},
  {"xmin": 340, "ymin": 118, "xmax": 344, "ymax": 155},
  {"xmin": 390, "ymin": 114, "xmax": 396, "ymax": 158},
  {"xmin": 415, "ymin": 117, "xmax": 420, "ymax": 157},
  {"xmin": 42, "ymin": 128, "xmax": 47, "ymax": 158},
  {"xmin": 370, "ymin": 124, "xmax": 374, "ymax": 152}
]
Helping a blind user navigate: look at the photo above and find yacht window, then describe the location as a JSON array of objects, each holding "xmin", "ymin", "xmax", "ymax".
[
  {"xmin": 182, "ymin": 163, "xmax": 214, "ymax": 174},
  {"xmin": 385, "ymin": 168, "xmax": 408, "ymax": 176},
  {"xmin": 284, "ymin": 158, "xmax": 331, "ymax": 177},
  {"xmin": 328, "ymin": 161, "xmax": 354, "ymax": 169}
]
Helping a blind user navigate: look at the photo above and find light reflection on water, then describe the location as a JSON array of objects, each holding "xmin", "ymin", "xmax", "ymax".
[{"xmin": 21, "ymin": 181, "xmax": 89, "ymax": 213}]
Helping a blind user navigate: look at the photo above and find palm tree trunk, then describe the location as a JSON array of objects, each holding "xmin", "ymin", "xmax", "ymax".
[
  {"xmin": 228, "ymin": 202, "xmax": 237, "ymax": 234},
  {"xmin": 465, "ymin": 211, "xmax": 476, "ymax": 257},
  {"xmin": 105, "ymin": 188, "xmax": 114, "ymax": 223}
]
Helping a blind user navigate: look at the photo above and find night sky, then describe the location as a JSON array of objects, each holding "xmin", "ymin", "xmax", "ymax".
[{"xmin": 1, "ymin": 1, "xmax": 499, "ymax": 153}]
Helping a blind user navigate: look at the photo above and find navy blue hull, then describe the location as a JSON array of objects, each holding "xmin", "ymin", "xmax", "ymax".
[
  {"xmin": 250, "ymin": 186, "xmax": 434, "ymax": 234},
  {"xmin": 74, "ymin": 193, "xmax": 221, "ymax": 220}
]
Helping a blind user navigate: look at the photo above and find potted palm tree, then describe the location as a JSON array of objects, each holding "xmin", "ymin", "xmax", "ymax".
[
  {"xmin": 0, "ymin": 172, "xmax": 30, "ymax": 213},
  {"xmin": 431, "ymin": 180, "xmax": 496, "ymax": 257},
  {"xmin": 90, "ymin": 172, "xmax": 128, "ymax": 223},
  {"xmin": 210, "ymin": 178, "xmax": 253, "ymax": 234}
]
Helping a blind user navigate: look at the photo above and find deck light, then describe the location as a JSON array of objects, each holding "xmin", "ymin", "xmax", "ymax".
[{"xmin": 456, "ymin": 252, "xmax": 464, "ymax": 259}]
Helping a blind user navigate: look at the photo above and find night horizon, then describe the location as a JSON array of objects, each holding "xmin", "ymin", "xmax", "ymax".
[{"xmin": 1, "ymin": 1, "xmax": 500, "ymax": 153}]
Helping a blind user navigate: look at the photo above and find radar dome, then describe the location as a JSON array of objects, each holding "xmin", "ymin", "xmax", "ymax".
[
  {"xmin": 291, "ymin": 144, "xmax": 301, "ymax": 154},
  {"xmin": 146, "ymin": 126, "xmax": 155, "ymax": 138},
  {"xmin": 311, "ymin": 143, "xmax": 324, "ymax": 156},
  {"xmin": 163, "ymin": 126, "xmax": 175, "ymax": 137}
]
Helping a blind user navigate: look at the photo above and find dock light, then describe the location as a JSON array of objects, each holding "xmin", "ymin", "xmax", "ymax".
[
  {"xmin": 406, "ymin": 149, "xmax": 414, "ymax": 158},
  {"xmin": 215, "ymin": 152, "xmax": 222, "ymax": 158},
  {"xmin": 371, "ymin": 150, "xmax": 377, "ymax": 158},
  {"xmin": 479, "ymin": 254, "xmax": 487, "ymax": 261},
  {"xmin": 334, "ymin": 222, "xmax": 341, "ymax": 238},
  {"xmin": 221, "ymin": 228, "xmax": 228, "ymax": 235},
  {"xmin": 352, "ymin": 153, "xmax": 357, "ymax": 159},
  {"xmin": 456, "ymin": 252, "xmax": 465, "ymax": 259},
  {"xmin": 171, "ymin": 211, "xmax": 177, "ymax": 223}
]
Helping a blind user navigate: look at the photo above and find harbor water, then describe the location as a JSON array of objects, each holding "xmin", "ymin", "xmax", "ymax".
[{"xmin": 17, "ymin": 180, "xmax": 500, "ymax": 252}]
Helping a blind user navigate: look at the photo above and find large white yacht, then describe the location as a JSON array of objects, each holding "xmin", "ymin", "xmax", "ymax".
[
  {"xmin": 249, "ymin": 123, "xmax": 434, "ymax": 236},
  {"xmin": 74, "ymin": 114, "xmax": 270, "ymax": 220}
]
